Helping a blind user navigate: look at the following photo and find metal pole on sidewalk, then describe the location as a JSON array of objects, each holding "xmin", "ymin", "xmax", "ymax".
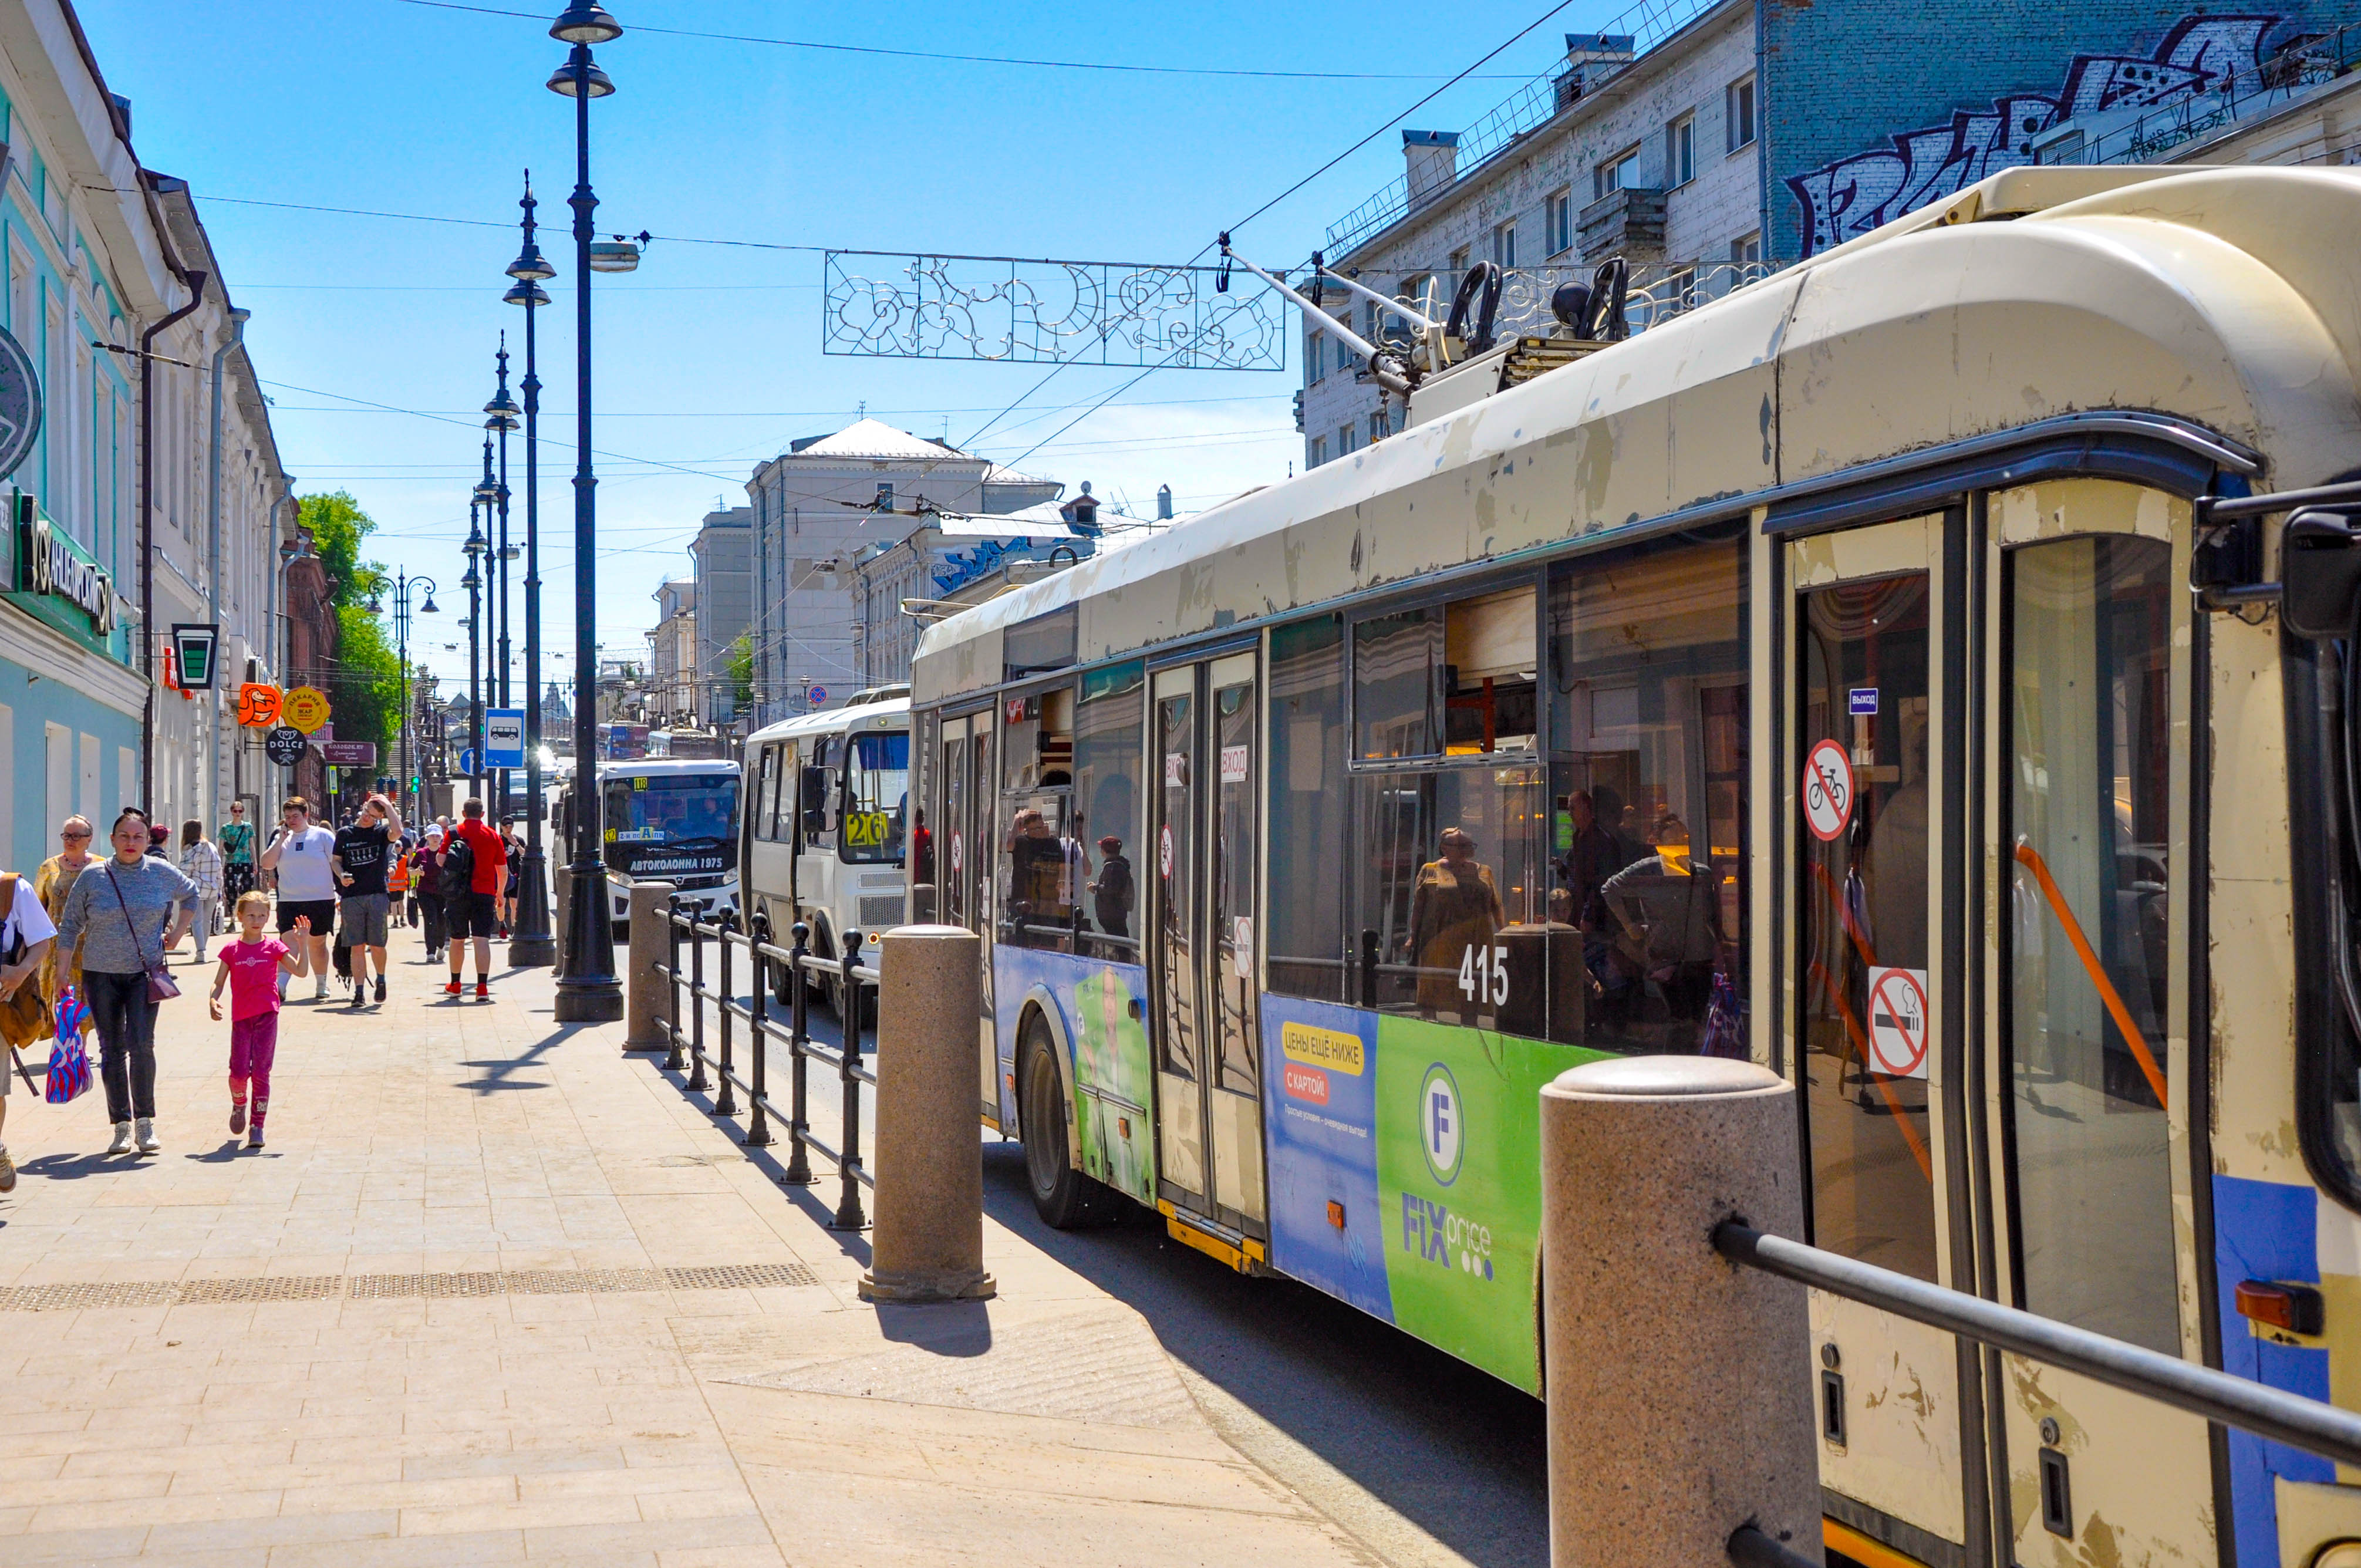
[
  {"xmin": 859, "ymin": 925, "xmax": 994, "ymax": 1304},
  {"xmin": 1538, "ymin": 1057, "xmax": 1821, "ymax": 1565}
]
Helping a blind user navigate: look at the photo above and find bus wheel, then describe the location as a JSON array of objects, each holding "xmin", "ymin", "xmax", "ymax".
[{"xmin": 1021, "ymin": 1016, "xmax": 1116, "ymax": 1229}]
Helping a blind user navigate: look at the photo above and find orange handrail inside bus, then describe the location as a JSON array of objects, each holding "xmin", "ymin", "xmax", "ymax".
[{"xmin": 2013, "ymin": 840, "xmax": 2169, "ymax": 1111}]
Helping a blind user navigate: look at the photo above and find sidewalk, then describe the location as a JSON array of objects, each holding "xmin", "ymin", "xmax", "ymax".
[{"xmin": 0, "ymin": 924, "xmax": 1382, "ymax": 1566}]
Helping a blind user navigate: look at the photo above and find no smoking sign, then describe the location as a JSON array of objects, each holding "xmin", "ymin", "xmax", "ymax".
[{"xmin": 1867, "ymin": 965, "xmax": 1930, "ymax": 1081}]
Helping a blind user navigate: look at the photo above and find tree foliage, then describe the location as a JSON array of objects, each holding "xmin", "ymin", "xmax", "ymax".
[
  {"xmin": 727, "ymin": 633, "xmax": 754, "ymax": 710},
  {"xmin": 298, "ymin": 492, "xmax": 403, "ymax": 751}
]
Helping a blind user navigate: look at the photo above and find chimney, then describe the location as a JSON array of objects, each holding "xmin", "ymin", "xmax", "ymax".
[
  {"xmin": 1555, "ymin": 33, "xmax": 1637, "ymax": 109},
  {"xmin": 1156, "ymin": 484, "xmax": 1173, "ymax": 521},
  {"xmin": 1403, "ymin": 130, "xmax": 1461, "ymax": 210}
]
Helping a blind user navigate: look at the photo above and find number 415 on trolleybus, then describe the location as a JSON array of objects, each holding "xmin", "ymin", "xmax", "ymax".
[{"xmin": 910, "ymin": 165, "xmax": 2361, "ymax": 1568}]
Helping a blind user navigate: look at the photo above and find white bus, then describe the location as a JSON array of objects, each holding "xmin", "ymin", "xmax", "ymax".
[
  {"xmin": 741, "ymin": 687, "xmax": 911, "ymax": 1000},
  {"xmin": 564, "ymin": 756, "xmax": 741, "ymax": 932}
]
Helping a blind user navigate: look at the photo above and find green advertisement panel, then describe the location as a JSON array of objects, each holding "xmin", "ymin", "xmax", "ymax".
[
  {"xmin": 1374, "ymin": 1016, "xmax": 1606, "ymax": 1392},
  {"xmin": 1072, "ymin": 964, "xmax": 1155, "ymax": 1202}
]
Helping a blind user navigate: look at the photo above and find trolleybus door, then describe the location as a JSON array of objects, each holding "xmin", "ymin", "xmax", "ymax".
[
  {"xmin": 1149, "ymin": 654, "xmax": 1269, "ymax": 1236},
  {"xmin": 1977, "ymin": 481, "xmax": 2209, "ymax": 1565},
  {"xmin": 1787, "ymin": 513, "xmax": 1977, "ymax": 1563},
  {"xmin": 940, "ymin": 710, "xmax": 1001, "ymax": 1125}
]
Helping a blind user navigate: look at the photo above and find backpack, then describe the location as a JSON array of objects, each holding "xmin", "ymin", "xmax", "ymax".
[{"xmin": 437, "ymin": 833, "xmax": 476, "ymax": 901}]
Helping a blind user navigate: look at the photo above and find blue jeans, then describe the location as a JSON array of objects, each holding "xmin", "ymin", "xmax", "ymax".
[{"xmin": 84, "ymin": 969, "xmax": 157, "ymax": 1124}]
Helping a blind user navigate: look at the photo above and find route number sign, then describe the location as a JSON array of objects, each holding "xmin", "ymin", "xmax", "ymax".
[
  {"xmin": 1803, "ymin": 738, "xmax": 1854, "ymax": 842},
  {"xmin": 844, "ymin": 810, "xmax": 891, "ymax": 849},
  {"xmin": 1867, "ymin": 965, "xmax": 1930, "ymax": 1080}
]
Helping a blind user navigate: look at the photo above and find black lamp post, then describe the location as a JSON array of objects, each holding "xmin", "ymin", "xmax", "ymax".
[
  {"xmin": 463, "ymin": 497, "xmax": 487, "ymax": 802},
  {"xmin": 363, "ymin": 570, "xmax": 439, "ymax": 822},
  {"xmin": 551, "ymin": 0, "xmax": 626, "ymax": 1023},
  {"xmin": 505, "ymin": 176, "xmax": 557, "ymax": 967},
  {"xmin": 487, "ymin": 345, "xmax": 520, "ymax": 826}
]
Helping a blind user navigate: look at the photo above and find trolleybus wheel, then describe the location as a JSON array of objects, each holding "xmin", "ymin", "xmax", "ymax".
[{"xmin": 1021, "ymin": 1016, "xmax": 1117, "ymax": 1229}]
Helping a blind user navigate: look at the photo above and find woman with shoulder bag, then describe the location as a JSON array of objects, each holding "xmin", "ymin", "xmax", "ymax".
[
  {"xmin": 54, "ymin": 809, "xmax": 196, "ymax": 1156},
  {"xmin": 35, "ymin": 817, "xmax": 95, "ymax": 1003},
  {"xmin": 0, "ymin": 866, "xmax": 58, "ymax": 1193}
]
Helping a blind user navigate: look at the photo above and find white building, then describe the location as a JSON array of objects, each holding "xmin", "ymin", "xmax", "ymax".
[
  {"xmin": 645, "ymin": 576, "xmax": 694, "ymax": 727},
  {"xmin": 851, "ymin": 490, "xmax": 1102, "ymax": 689},
  {"xmin": 688, "ymin": 504, "xmax": 750, "ymax": 729},
  {"xmin": 744, "ymin": 418, "xmax": 1058, "ymax": 724}
]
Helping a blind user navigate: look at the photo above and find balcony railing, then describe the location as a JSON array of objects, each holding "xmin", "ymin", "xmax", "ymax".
[{"xmin": 1323, "ymin": 0, "xmax": 1732, "ymax": 257}]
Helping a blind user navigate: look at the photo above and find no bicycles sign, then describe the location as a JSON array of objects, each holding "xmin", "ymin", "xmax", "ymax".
[
  {"xmin": 1803, "ymin": 738, "xmax": 1854, "ymax": 842},
  {"xmin": 1867, "ymin": 965, "xmax": 1930, "ymax": 1080}
]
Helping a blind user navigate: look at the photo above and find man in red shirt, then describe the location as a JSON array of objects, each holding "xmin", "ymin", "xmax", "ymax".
[{"xmin": 440, "ymin": 797, "xmax": 510, "ymax": 1000}]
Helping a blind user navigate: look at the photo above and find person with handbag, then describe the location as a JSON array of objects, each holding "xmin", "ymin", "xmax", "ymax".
[
  {"xmin": 53, "ymin": 808, "xmax": 197, "ymax": 1156},
  {"xmin": 0, "ymin": 868, "xmax": 59, "ymax": 1193},
  {"xmin": 35, "ymin": 817, "xmax": 95, "ymax": 1003},
  {"xmin": 177, "ymin": 820, "xmax": 224, "ymax": 965}
]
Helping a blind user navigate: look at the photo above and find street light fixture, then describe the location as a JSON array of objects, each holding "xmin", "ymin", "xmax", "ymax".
[
  {"xmin": 487, "ymin": 342, "xmax": 519, "ymax": 828},
  {"xmin": 505, "ymin": 173, "xmax": 556, "ymax": 968},
  {"xmin": 362, "ymin": 569, "xmax": 439, "ymax": 820},
  {"xmin": 463, "ymin": 503, "xmax": 487, "ymax": 802},
  {"xmin": 549, "ymin": 1, "xmax": 625, "ymax": 1023}
]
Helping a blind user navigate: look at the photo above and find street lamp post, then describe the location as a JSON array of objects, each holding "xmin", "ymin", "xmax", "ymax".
[
  {"xmin": 463, "ymin": 500, "xmax": 487, "ymax": 802},
  {"xmin": 365, "ymin": 571, "xmax": 439, "ymax": 821},
  {"xmin": 487, "ymin": 346, "xmax": 520, "ymax": 826},
  {"xmin": 505, "ymin": 176, "xmax": 556, "ymax": 967},
  {"xmin": 551, "ymin": 0, "xmax": 626, "ymax": 1023}
]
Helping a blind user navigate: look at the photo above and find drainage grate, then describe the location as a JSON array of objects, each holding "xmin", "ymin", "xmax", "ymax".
[{"xmin": 0, "ymin": 1262, "xmax": 818, "ymax": 1310}]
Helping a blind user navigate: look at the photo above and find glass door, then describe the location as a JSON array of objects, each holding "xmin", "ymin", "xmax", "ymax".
[
  {"xmin": 939, "ymin": 711, "xmax": 1000, "ymax": 1124},
  {"xmin": 1149, "ymin": 655, "xmax": 1269, "ymax": 1235}
]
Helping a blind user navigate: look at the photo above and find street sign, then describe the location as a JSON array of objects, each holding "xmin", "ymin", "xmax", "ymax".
[
  {"xmin": 237, "ymin": 682, "xmax": 282, "ymax": 728},
  {"xmin": 484, "ymin": 708, "xmax": 525, "ymax": 770},
  {"xmin": 807, "ymin": 685, "xmax": 828, "ymax": 706},
  {"xmin": 1866, "ymin": 966, "xmax": 1930, "ymax": 1080},
  {"xmin": 322, "ymin": 741, "xmax": 377, "ymax": 767},
  {"xmin": 263, "ymin": 726, "xmax": 306, "ymax": 767},
  {"xmin": 1802, "ymin": 738, "xmax": 1854, "ymax": 843},
  {"xmin": 458, "ymin": 748, "xmax": 480, "ymax": 777},
  {"xmin": 0, "ymin": 326, "xmax": 44, "ymax": 480},
  {"xmin": 168, "ymin": 623, "xmax": 220, "ymax": 690},
  {"xmin": 282, "ymin": 686, "xmax": 331, "ymax": 734}
]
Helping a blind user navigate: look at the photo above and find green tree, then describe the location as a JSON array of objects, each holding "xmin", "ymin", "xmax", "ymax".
[
  {"xmin": 298, "ymin": 492, "xmax": 404, "ymax": 751},
  {"xmin": 726, "ymin": 633, "xmax": 754, "ymax": 710}
]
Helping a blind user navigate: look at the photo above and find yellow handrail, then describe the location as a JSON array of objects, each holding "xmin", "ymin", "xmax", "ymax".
[{"xmin": 2014, "ymin": 840, "xmax": 2169, "ymax": 1110}]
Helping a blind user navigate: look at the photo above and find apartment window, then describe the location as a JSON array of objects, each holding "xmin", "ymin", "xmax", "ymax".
[
  {"xmin": 1667, "ymin": 265, "xmax": 1698, "ymax": 312},
  {"xmin": 1546, "ymin": 189, "xmax": 1574, "ymax": 257},
  {"xmin": 1726, "ymin": 76, "xmax": 1758, "ymax": 153},
  {"xmin": 1492, "ymin": 218, "xmax": 1517, "ymax": 270},
  {"xmin": 1307, "ymin": 331, "xmax": 1325, "ymax": 383},
  {"xmin": 1402, "ymin": 272, "xmax": 1435, "ymax": 315},
  {"xmin": 1595, "ymin": 149, "xmax": 1638, "ymax": 201},
  {"xmin": 1448, "ymin": 244, "xmax": 1470, "ymax": 275},
  {"xmin": 1339, "ymin": 423, "xmax": 1357, "ymax": 457},
  {"xmin": 1730, "ymin": 232, "xmax": 1763, "ymax": 269},
  {"xmin": 1665, "ymin": 114, "xmax": 1695, "ymax": 187},
  {"xmin": 1369, "ymin": 410, "xmax": 1388, "ymax": 446},
  {"xmin": 1310, "ymin": 436, "xmax": 1328, "ymax": 467}
]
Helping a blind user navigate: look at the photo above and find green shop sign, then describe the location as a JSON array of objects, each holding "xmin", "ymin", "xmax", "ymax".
[{"xmin": 6, "ymin": 492, "xmax": 126, "ymax": 661}]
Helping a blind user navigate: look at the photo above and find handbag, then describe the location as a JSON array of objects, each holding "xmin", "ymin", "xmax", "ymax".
[
  {"xmin": 103, "ymin": 864, "xmax": 182, "ymax": 1003},
  {"xmin": 44, "ymin": 987, "xmax": 90, "ymax": 1104},
  {"xmin": 0, "ymin": 875, "xmax": 50, "ymax": 1048}
]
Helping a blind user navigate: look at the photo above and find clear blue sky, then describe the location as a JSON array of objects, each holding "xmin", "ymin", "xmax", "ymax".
[{"xmin": 76, "ymin": 0, "xmax": 1613, "ymax": 694}]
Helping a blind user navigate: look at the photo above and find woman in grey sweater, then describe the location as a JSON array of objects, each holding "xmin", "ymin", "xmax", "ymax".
[{"xmin": 55, "ymin": 809, "xmax": 195, "ymax": 1155}]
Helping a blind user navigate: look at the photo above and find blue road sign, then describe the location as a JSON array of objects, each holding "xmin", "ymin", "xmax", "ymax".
[
  {"xmin": 485, "ymin": 708, "xmax": 525, "ymax": 770},
  {"xmin": 458, "ymin": 748, "xmax": 480, "ymax": 776}
]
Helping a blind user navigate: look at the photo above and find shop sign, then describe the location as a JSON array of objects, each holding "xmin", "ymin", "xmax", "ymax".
[
  {"xmin": 282, "ymin": 687, "xmax": 331, "ymax": 733},
  {"xmin": 237, "ymin": 683, "xmax": 283, "ymax": 728},
  {"xmin": 7, "ymin": 493, "xmax": 122, "ymax": 659},
  {"xmin": 0, "ymin": 327, "xmax": 42, "ymax": 481},
  {"xmin": 170, "ymin": 624, "xmax": 219, "ymax": 690}
]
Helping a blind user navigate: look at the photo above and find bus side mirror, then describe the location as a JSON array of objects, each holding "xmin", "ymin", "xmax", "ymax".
[
  {"xmin": 2282, "ymin": 510, "xmax": 2361, "ymax": 638},
  {"xmin": 800, "ymin": 766, "xmax": 829, "ymax": 831}
]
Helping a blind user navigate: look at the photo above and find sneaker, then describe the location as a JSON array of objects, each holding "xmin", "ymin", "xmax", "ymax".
[
  {"xmin": 444, "ymin": 978, "xmax": 461, "ymax": 996},
  {"xmin": 247, "ymin": 1125, "xmax": 265, "ymax": 1150},
  {"xmin": 230, "ymin": 1100, "xmax": 247, "ymax": 1135},
  {"xmin": 349, "ymin": 984, "xmax": 365, "ymax": 1009},
  {"xmin": 475, "ymin": 980, "xmax": 490, "ymax": 1000},
  {"xmin": 313, "ymin": 977, "xmax": 329, "ymax": 1001},
  {"xmin": 0, "ymin": 1149, "xmax": 16, "ymax": 1193},
  {"xmin": 106, "ymin": 1122, "xmax": 133, "ymax": 1155},
  {"xmin": 375, "ymin": 976, "xmax": 387, "ymax": 1003},
  {"xmin": 134, "ymin": 1118, "xmax": 160, "ymax": 1156}
]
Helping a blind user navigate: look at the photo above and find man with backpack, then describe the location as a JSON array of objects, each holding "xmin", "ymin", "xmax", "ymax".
[{"xmin": 439, "ymin": 798, "xmax": 507, "ymax": 1000}]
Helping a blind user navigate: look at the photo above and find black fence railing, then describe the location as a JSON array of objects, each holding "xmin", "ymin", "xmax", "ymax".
[{"xmin": 655, "ymin": 902, "xmax": 879, "ymax": 1230}]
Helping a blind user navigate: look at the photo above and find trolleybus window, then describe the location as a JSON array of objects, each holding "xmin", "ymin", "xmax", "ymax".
[
  {"xmin": 2005, "ymin": 532, "xmax": 2177, "ymax": 1352},
  {"xmin": 1545, "ymin": 535, "xmax": 1747, "ymax": 1056},
  {"xmin": 1072, "ymin": 661, "xmax": 1144, "ymax": 959},
  {"xmin": 1800, "ymin": 574, "xmax": 1937, "ymax": 1283},
  {"xmin": 1269, "ymin": 616, "xmax": 1348, "ymax": 1001},
  {"xmin": 841, "ymin": 731, "xmax": 909, "ymax": 864},
  {"xmin": 1353, "ymin": 766, "xmax": 1547, "ymax": 1021},
  {"xmin": 911, "ymin": 710, "xmax": 937, "ymax": 893},
  {"xmin": 1354, "ymin": 589, "xmax": 1539, "ymax": 760}
]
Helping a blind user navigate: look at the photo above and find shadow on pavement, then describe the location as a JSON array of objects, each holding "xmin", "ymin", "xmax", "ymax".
[
  {"xmin": 875, "ymin": 1298, "xmax": 994, "ymax": 1355},
  {"xmin": 979, "ymin": 1141, "xmax": 1548, "ymax": 1568}
]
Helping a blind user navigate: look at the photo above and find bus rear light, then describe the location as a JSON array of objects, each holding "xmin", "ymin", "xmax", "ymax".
[{"xmin": 2235, "ymin": 1279, "xmax": 2325, "ymax": 1335}]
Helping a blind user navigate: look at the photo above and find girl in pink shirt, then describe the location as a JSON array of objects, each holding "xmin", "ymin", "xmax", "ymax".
[{"xmin": 207, "ymin": 891, "xmax": 311, "ymax": 1149}]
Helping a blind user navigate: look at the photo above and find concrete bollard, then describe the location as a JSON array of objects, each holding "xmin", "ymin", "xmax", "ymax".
[
  {"xmin": 859, "ymin": 924, "xmax": 995, "ymax": 1304},
  {"xmin": 1540, "ymin": 1056, "xmax": 1821, "ymax": 1566},
  {"xmin": 623, "ymin": 881, "xmax": 677, "ymax": 1053}
]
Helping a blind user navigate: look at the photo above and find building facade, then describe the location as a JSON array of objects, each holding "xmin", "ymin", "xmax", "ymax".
[
  {"xmin": 744, "ymin": 418, "xmax": 1058, "ymax": 724},
  {"xmin": 850, "ymin": 495, "xmax": 1099, "ymax": 689},
  {"xmin": 0, "ymin": 0, "xmax": 291, "ymax": 872},
  {"xmin": 645, "ymin": 576, "xmax": 694, "ymax": 727},
  {"xmin": 688, "ymin": 504, "xmax": 749, "ymax": 729}
]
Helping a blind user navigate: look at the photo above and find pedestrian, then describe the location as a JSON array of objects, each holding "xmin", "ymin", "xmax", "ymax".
[
  {"xmin": 35, "ymin": 817, "xmax": 95, "ymax": 1004},
  {"xmin": 146, "ymin": 822, "xmax": 170, "ymax": 859},
  {"xmin": 415, "ymin": 822, "xmax": 448, "ymax": 962},
  {"xmin": 0, "ymin": 862, "xmax": 59, "ymax": 1192},
  {"xmin": 332, "ymin": 794, "xmax": 400, "ymax": 1007},
  {"xmin": 500, "ymin": 822, "xmax": 523, "ymax": 938},
  {"xmin": 218, "ymin": 801, "xmax": 257, "ymax": 909},
  {"xmin": 386, "ymin": 842, "xmax": 410, "ymax": 930},
  {"xmin": 177, "ymin": 819, "xmax": 223, "ymax": 964},
  {"xmin": 208, "ymin": 892, "xmax": 311, "ymax": 1151},
  {"xmin": 258, "ymin": 797, "xmax": 336, "ymax": 1002},
  {"xmin": 440, "ymin": 797, "xmax": 506, "ymax": 1000},
  {"xmin": 54, "ymin": 808, "xmax": 197, "ymax": 1155}
]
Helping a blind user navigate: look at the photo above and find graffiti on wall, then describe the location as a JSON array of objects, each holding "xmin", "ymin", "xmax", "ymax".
[{"xmin": 1788, "ymin": 15, "xmax": 2285, "ymax": 255}]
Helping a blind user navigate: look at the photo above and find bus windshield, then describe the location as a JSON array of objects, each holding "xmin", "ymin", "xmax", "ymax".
[
  {"xmin": 842, "ymin": 731, "xmax": 909, "ymax": 865},
  {"xmin": 602, "ymin": 771, "xmax": 740, "ymax": 876}
]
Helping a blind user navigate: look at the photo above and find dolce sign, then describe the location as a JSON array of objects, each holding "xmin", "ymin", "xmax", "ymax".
[{"xmin": 15, "ymin": 496, "xmax": 113, "ymax": 635}]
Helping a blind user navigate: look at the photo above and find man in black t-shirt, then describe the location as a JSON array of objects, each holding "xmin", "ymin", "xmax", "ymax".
[{"xmin": 331, "ymin": 794, "xmax": 402, "ymax": 1007}]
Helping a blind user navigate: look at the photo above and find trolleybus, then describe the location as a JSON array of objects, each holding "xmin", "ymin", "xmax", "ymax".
[{"xmin": 908, "ymin": 165, "xmax": 2361, "ymax": 1566}]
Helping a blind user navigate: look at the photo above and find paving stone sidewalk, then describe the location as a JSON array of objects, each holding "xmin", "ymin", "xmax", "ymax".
[{"xmin": 0, "ymin": 926, "xmax": 1380, "ymax": 1566}]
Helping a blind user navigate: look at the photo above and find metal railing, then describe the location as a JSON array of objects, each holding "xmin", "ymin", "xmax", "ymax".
[
  {"xmin": 1715, "ymin": 1221, "xmax": 2361, "ymax": 1468},
  {"xmin": 655, "ymin": 900, "xmax": 881, "ymax": 1230}
]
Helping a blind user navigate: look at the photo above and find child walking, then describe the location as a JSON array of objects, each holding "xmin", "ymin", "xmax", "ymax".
[{"xmin": 208, "ymin": 892, "xmax": 310, "ymax": 1149}]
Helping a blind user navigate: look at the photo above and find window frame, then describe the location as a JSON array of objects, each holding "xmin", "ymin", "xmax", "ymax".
[
  {"xmin": 1546, "ymin": 188, "xmax": 1574, "ymax": 258},
  {"xmin": 1345, "ymin": 567, "xmax": 1549, "ymax": 774},
  {"xmin": 1594, "ymin": 147, "xmax": 1638, "ymax": 201},
  {"xmin": 1726, "ymin": 76, "xmax": 1758, "ymax": 154},
  {"xmin": 1492, "ymin": 217, "xmax": 1517, "ymax": 270},
  {"xmin": 1665, "ymin": 113, "xmax": 1696, "ymax": 188}
]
